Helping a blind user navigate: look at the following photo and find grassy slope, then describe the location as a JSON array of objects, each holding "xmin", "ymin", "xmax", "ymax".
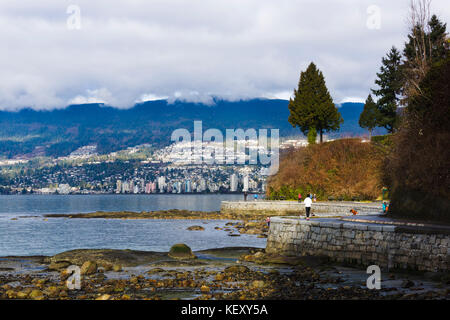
[{"xmin": 267, "ymin": 138, "xmax": 388, "ymax": 201}]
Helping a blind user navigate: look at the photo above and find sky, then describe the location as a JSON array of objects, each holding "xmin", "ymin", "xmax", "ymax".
[{"xmin": 0, "ymin": 0, "xmax": 449, "ymax": 110}]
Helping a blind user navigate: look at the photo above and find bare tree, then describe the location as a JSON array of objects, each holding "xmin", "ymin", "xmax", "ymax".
[{"xmin": 402, "ymin": 0, "xmax": 433, "ymax": 101}]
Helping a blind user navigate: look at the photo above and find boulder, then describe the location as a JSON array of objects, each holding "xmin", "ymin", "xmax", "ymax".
[
  {"xmin": 112, "ymin": 264, "xmax": 122, "ymax": 272},
  {"xmin": 251, "ymin": 280, "xmax": 266, "ymax": 289},
  {"xmin": 187, "ymin": 225, "xmax": 205, "ymax": 231},
  {"xmin": 224, "ymin": 265, "xmax": 250, "ymax": 274},
  {"xmin": 168, "ymin": 244, "xmax": 196, "ymax": 260},
  {"xmin": 29, "ymin": 289, "xmax": 45, "ymax": 300},
  {"xmin": 80, "ymin": 261, "xmax": 98, "ymax": 275},
  {"xmin": 48, "ymin": 261, "xmax": 71, "ymax": 271}
]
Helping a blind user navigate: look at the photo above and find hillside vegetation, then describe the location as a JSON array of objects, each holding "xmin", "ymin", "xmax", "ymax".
[{"xmin": 266, "ymin": 138, "xmax": 388, "ymax": 201}]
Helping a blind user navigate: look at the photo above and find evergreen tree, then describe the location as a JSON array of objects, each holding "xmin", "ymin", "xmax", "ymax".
[
  {"xmin": 402, "ymin": 14, "xmax": 448, "ymax": 103},
  {"xmin": 288, "ymin": 62, "xmax": 343, "ymax": 143},
  {"xmin": 404, "ymin": 15, "xmax": 447, "ymax": 65},
  {"xmin": 358, "ymin": 94, "xmax": 379, "ymax": 139},
  {"xmin": 371, "ymin": 47, "xmax": 402, "ymax": 132}
]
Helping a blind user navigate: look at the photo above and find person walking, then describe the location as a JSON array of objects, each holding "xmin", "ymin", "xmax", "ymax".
[
  {"xmin": 244, "ymin": 191, "xmax": 248, "ymax": 201},
  {"xmin": 298, "ymin": 193, "xmax": 302, "ymax": 203},
  {"xmin": 304, "ymin": 194, "xmax": 312, "ymax": 220},
  {"xmin": 254, "ymin": 194, "xmax": 258, "ymax": 201}
]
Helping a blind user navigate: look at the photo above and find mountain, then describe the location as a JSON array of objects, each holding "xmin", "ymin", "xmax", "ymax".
[{"xmin": 0, "ymin": 99, "xmax": 381, "ymax": 158}]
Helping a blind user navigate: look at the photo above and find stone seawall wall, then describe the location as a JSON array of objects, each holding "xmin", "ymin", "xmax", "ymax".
[
  {"xmin": 266, "ymin": 217, "xmax": 450, "ymax": 272},
  {"xmin": 221, "ymin": 201, "xmax": 380, "ymax": 216}
]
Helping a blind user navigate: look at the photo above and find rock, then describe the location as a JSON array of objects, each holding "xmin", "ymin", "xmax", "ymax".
[
  {"xmin": 254, "ymin": 252, "xmax": 264, "ymax": 259},
  {"xmin": 130, "ymin": 276, "xmax": 139, "ymax": 284},
  {"xmin": 1, "ymin": 284, "xmax": 12, "ymax": 290},
  {"xmin": 200, "ymin": 285, "xmax": 210, "ymax": 293},
  {"xmin": 215, "ymin": 273, "xmax": 225, "ymax": 281},
  {"xmin": 60, "ymin": 269, "xmax": 72, "ymax": 281},
  {"xmin": 168, "ymin": 244, "xmax": 196, "ymax": 260},
  {"xmin": 96, "ymin": 294, "xmax": 111, "ymax": 300},
  {"xmin": 16, "ymin": 291, "xmax": 29, "ymax": 299},
  {"xmin": 80, "ymin": 261, "xmax": 98, "ymax": 275},
  {"xmin": 48, "ymin": 261, "xmax": 71, "ymax": 270},
  {"xmin": 101, "ymin": 263, "xmax": 113, "ymax": 271},
  {"xmin": 6, "ymin": 290, "xmax": 17, "ymax": 299},
  {"xmin": 44, "ymin": 286, "xmax": 60, "ymax": 298},
  {"xmin": 29, "ymin": 289, "xmax": 45, "ymax": 300},
  {"xmin": 187, "ymin": 225, "xmax": 205, "ymax": 231},
  {"xmin": 112, "ymin": 264, "xmax": 123, "ymax": 272},
  {"xmin": 147, "ymin": 268, "xmax": 165, "ymax": 274},
  {"xmin": 244, "ymin": 222, "xmax": 260, "ymax": 228},
  {"xmin": 121, "ymin": 294, "xmax": 131, "ymax": 300},
  {"xmin": 224, "ymin": 265, "xmax": 250, "ymax": 274},
  {"xmin": 245, "ymin": 228, "xmax": 262, "ymax": 235},
  {"xmin": 402, "ymin": 280, "xmax": 415, "ymax": 289},
  {"xmin": 251, "ymin": 280, "xmax": 266, "ymax": 289}
]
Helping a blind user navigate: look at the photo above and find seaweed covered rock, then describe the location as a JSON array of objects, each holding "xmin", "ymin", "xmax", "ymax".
[
  {"xmin": 187, "ymin": 225, "xmax": 205, "ymax": 231},
  {"xmin": 168, "ymin": 244, "xmax": 196, "ymax": 260}
]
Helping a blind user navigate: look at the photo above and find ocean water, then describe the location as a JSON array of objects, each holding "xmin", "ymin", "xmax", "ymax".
[{"xmin": 0, "ymin": 194, "xmax": 266, "ymax": 256}]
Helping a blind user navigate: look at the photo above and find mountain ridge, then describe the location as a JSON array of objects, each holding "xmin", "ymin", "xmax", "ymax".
[{"xmin": 0, "ymin": 99, "xmax": 384, "ymax": 158}]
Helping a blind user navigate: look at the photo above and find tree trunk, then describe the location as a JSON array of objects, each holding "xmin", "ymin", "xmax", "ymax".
[
  {"xmin": 369, "ymin": 128, "xmax": 373, "ymax": 140},
  {"xmin": 319, "ymin": 130, "xmax": 323, "ymax": 143}
]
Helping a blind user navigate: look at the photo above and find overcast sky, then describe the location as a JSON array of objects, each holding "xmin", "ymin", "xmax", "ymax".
[{"xmin": 0, "ymin": 0, "xmax": 449, "ymax": 110}]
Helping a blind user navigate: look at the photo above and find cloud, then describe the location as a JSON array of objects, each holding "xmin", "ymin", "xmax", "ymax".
[
  {"xmin": 68, "ymin": 88, "xmax": 112, "ymax": 105},
  {"xmin": 0, "ymin": 0, "xmax": 449, "ymax": 110}
]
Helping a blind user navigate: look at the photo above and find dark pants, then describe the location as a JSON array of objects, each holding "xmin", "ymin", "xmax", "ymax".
[{"xmin": 305, "ymin": 207, "xmax": 311, "ymax": 217}]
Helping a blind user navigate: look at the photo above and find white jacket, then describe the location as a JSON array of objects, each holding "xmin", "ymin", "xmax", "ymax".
[{"xmin": 304, "ymin": 197, "xmax": 312, "ymax": 207}]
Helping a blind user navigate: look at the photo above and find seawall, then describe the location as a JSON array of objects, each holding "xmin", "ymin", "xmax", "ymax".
[
  {"xmin": 221, "ymin": 200, "xmax": 380, "ymax": 216},
  {"xmin": 266, "ymin": 217, "xmax": 450, "ymax": 272}
]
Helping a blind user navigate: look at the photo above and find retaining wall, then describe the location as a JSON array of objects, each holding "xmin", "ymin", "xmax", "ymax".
[
  {"xmin": 266, "ymin": 217, "xmax": 450, "ymax": 272},
  {"xmin": 221, "ymin": 201, "xmax": 380, "ymax": 216}
]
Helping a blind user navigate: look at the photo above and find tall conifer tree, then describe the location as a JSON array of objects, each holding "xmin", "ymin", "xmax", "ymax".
[
  {"xmin": 371, "ymin": 47, "xmax": 402, "ymax": 132},
  {"xmin": 359, "ymin": 94, "xmax": 380, "ymax": 139},
  {"xmin": 288, "ymin": 62, "xmax": 343, "ymax": 143}
]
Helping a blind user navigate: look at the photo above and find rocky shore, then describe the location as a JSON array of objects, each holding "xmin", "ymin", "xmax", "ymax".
[
  {"xmin": 1, "ymin": 246, "xmax": 449, "ymax": 300},
  {"xmin": 44, "ymin": 209, "xmax": 268, "ymax": 221},
  {"xmin": 43, "ymin": 209, "xmax": 271, "ymax": 238}
]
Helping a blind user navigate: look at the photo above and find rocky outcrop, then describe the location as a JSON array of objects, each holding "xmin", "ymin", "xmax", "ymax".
[{"xmin": 168, "ymin": 244, "xmax": 196, "ymax": 260}]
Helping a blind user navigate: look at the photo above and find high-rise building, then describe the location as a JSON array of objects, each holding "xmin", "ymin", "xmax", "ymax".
[
  {"xmin": 242, "ymin": 175, "xmax": 249, "ymax": 192},
  {"xmin": 158, "ymin": 176, "xmax": 166, "ymax": 193},
  {"xmin": 116, "ymin": 180, "xmax": 122, "ymax": 194},
  {"xmin": 230, "ymin": 174, "xmax": 238, "ymax": 192},
  {"xmin": 198, "ymin": 178, "xmax": 207, "ymax": 192},
  {"xmin": 185, "ymin": 180, "xmax": 191, "ymax": 193}
]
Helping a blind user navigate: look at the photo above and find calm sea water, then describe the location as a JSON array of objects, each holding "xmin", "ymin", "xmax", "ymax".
[{"xmin": 0, "ymin": 194, "xmax": 266, "ymax": 256}]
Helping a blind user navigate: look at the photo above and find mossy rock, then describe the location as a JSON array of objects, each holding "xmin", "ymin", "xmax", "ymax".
[
  {"xmin": 224, "ymin": 265, "xmax": 250, "ymax": 274},
  {"xmin": 187, "ymin": 225, "xmax": 205, "ymax": 231},
  {"xmin": 168, "ymin": 244, "xmax": 196, "ymax": 260}
]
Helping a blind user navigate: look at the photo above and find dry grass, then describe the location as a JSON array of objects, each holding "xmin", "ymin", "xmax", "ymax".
[{"xmin": 267, "ymin": 138, "xmax": 386, "ymax": 200}]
